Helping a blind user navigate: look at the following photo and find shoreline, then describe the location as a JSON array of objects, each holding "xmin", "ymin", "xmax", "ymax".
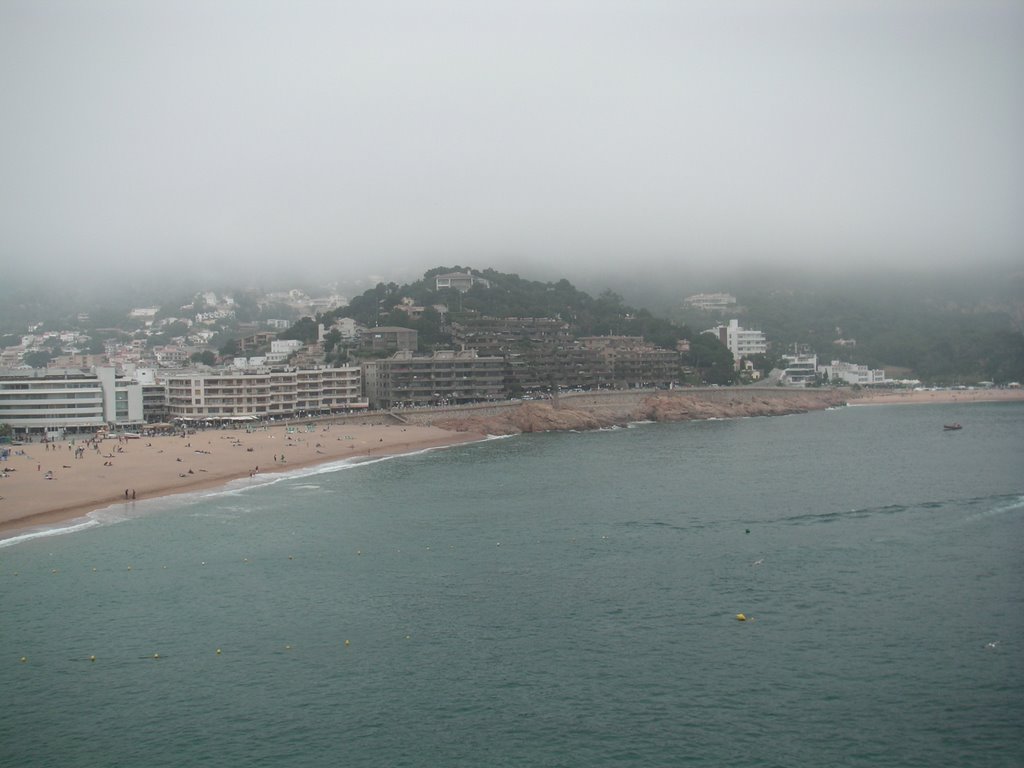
[
  {"xmin": 0, "ymin": 423, "xmax": 484, "ymax": 542},
  {"xmin": 847, "ymin": 388, "xmax": 1024, "ymax": 406},
  {"xmin": 3, "ymin": 387, "xmax": 1021, "ymax": 543}
]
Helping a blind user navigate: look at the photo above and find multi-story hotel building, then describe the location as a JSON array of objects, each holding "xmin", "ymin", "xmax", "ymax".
[
  {"xmin": 362, "ymin": 350, "xmax": 505, "ymax": 408},
  {"xmin": 450, "ymin": 316, "xmax": 572, "ymax": 355},
  {"xmin": 0, "ymin": 367, "xmax": 143, "ymax": 435},
  {"xmin": 165, "ymin": 366, "xmax": 366, "ymax": 421},
  {"xmin": 704, "ymin": 319, "xmax": 768, "ymax": 362}
]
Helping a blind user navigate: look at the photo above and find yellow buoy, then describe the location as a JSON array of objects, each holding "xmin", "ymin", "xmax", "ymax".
[
  {"xmin": 89, "ymin": 655, "xmax": 96, "ymax": 662},
  {"xmin": 153, "ymin": 653, "xmax": 160, "ymax": 659},
  {"xmin": 344, "ymin": 639, "xmax": 350, "ymax": 647},
  {"xmin": 216, "ymin": 648, "xmax": 222, "ymax": 655},
  {"xmin": 736, "ymin": 613, "xmax": 747, "ymax": 622},
  {"xmin": 20, "ymin": 656, "xmax": 27, "ymax": 663}
]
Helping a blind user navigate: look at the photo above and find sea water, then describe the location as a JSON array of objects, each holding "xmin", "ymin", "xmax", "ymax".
[{"xmin": 1, "ymin": 403, "xmax": 1022, "ymax": 767}]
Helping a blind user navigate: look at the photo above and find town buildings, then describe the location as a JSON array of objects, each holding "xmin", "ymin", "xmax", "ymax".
[
  {"xmin": 684, "ymin": 293, "xmax": 737, "ymax": 313},
  {"xmin": 360, "ymin": 327, "xmax": 418, "ymax": 353},
  {"xmin": 819, "ymin": 360, "xmax": 887, "ymax": 386},
  {"xmin": 164, "ymin": 366, "xmax": 366, "ymax": 421},
  {"xmin": 434, "ymin": 271, "xmax": 491, "ymax": 292},
  {"xmin": 362, "ymin": 350, "xmax": 505, "ymax": 408},
  {"xmin": 0, "ymin": 367, "xmax": 143, "ymax": 435},
  {"xmin": 704, "ymin": 319, "xmax": 768, "ymax": 363},
  {"xmin": 450, "ymin": 317, "xmax": 571, "ymax": 355},
  {"xmin": 780, "ymin": 353, "xmax": 819, "ymax": 386}
]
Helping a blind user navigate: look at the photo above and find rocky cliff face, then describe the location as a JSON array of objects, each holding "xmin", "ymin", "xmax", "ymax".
[{"xmin": 431, "ymin": 389, "xmax": 848, "ymax": 435}]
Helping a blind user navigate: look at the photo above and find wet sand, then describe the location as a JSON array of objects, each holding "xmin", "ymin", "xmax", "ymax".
[{"xmin": 0, "ymin": 423, "xmax": 484, "ymax": 541}]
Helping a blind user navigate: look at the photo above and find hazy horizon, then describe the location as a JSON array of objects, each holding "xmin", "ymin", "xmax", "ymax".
[{"xmin": 2, "ymin": 1, "xmax": 1022, "ymax": 287}]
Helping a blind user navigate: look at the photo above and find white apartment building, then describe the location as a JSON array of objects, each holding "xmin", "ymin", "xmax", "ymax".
[
  {"xmin": 265, "ymin": 339, "xmax": 304, "ymax": 364},
  {"xmin": 165, "ymin": 366, "xmax": 366, "ymax": 421},
  {"xmin": 0, "ymin": 367, "xmax": 143, "ymax": 435},
  {"xmin": 704, "ymin": 319, "xmax": 768, "ymax": 362},
  {"xmin": 819, "ymin": 360, "xmax": 887, "ymax": 386},
  {"xmin": 780, "ymin": 353, "xmax": 819, "ymax": 386}
]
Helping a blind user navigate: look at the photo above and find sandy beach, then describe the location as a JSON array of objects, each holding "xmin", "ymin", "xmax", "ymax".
[
  {"xmin": 2, "ymin": 386, "xmax": 1021, "ymax": 541},
  {"xmin": 0, "ymin": 423, "xmax": 484, "ymax": 541},
  {"xmin": 849, "ymin": 388, "xmax": 1024, "ymax": 406}
]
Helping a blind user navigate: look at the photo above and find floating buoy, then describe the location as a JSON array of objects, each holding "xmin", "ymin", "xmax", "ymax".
[
  {"xmin": 285, "ymin": 644, "xmax": 292, "ymax": 651},
  {"xmin": 344, "ymin": 639, "xmax": 350, "ymax": 647},
  {"xmin": 745, "ymin": 529, "xmax": 750, "ymax": 534},
  {"xmin": 216, "ymin": 648, "xmax": 221, "ymax": 655},
  {"xmin": 51, "ymin": 569, "xmax": 58, "ymax": 574},
  {"xmin": 736, "ymin": 613, "xmax": 747, "ymax": 622},
  {"xmin": 20, "ymin": 656, "xmax": 27, "ymax": 663},
  {"xmin": 152, "ymin": 653, "xmax": 160, "ymax": 659},
  {"xmin": 288, "ymin": 556, "xmax": 293, "ymax": 560},
  {"xmin": 89, "ymin": 655, "xmax": 96, "ymax": 662}
]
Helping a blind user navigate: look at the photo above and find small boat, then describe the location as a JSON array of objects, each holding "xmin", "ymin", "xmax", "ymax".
[{"xmin": 943, "ymin": 423, "xmax": 962, "ymax": 431}]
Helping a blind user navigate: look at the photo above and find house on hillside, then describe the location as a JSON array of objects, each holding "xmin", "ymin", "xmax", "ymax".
[{"xmin": 434, "ymin": 271, "xmax": 491, "ymax": 293}]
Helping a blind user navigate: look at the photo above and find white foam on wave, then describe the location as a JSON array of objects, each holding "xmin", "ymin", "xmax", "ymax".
[
  {"xmin": 0, "ymin": 518, "xmax": 101, "ymax": 549},
  {"xmin": 0, "ymin": 436, "xmax": 490, "ymax": 547},
  {"xmin": 960, "ymin": 494, "xmax": 1024, "ymax": 525}
]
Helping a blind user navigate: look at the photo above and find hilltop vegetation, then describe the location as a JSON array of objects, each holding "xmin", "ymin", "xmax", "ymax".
[{"xmin": 321, "ymin": 266, "xmax": 1024, "ymax": 385}]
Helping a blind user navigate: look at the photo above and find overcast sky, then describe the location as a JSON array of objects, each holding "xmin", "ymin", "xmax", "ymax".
[{"xmin": 1, "ymin": 0, "xmax": 1021, "ymax": 285}]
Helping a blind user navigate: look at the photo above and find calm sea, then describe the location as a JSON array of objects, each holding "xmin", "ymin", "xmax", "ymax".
[{"xmin": 2, "ymin": 402, "xmax": 1022, "ymax": 767}]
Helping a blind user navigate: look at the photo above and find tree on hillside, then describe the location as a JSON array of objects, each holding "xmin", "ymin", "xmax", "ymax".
[
  {"xmin": 23, "ymin": 350, "xmax": 54, "ymax": 368},
  {"xmin": 683, "ymin": 334, "xmax": 735, "ymax": 385},
  {"xmin": 279, "ymin": 316, "xmax": 320, "ymax": 344},
  {"xmin": 190, "ymin": 350, "xmax": 218, "ymax": 366}
]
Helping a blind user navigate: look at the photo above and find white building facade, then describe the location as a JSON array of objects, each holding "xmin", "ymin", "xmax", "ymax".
[
  {"xmin": 164, "ymin": 366, "xmax": 366, "ymax": 421},
  {"xmin": 0, "ymin": 367, "xmax": 143, "ymax": 435},
  {"xmin": 684, "ymin": 293, "xmax": 737, "ymax": 312},
  {"xmin": 704, "ymin": 319, "xmax": 768, "ymax": 363},
  {"xmin": 820, "ymin": 360, "xmax": 887, "ymax": 386},
  {"xmin": 780, "ymin": 354, "xmax": 819, "ymax": 386}
]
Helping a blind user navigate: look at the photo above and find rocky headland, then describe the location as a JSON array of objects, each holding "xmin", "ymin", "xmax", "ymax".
[{"xmin": 427, "ymin": 388, "xmax": 850, "ymax": 435}]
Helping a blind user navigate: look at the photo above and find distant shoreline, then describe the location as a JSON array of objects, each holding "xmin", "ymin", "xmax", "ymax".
[
  {"xmin": 3, "ymin": 386, "xmax": 1021, "ymax": 543},
  {"xmin": 848, "ymin": 388, "xmax": 1024, "ymax": 406}
]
